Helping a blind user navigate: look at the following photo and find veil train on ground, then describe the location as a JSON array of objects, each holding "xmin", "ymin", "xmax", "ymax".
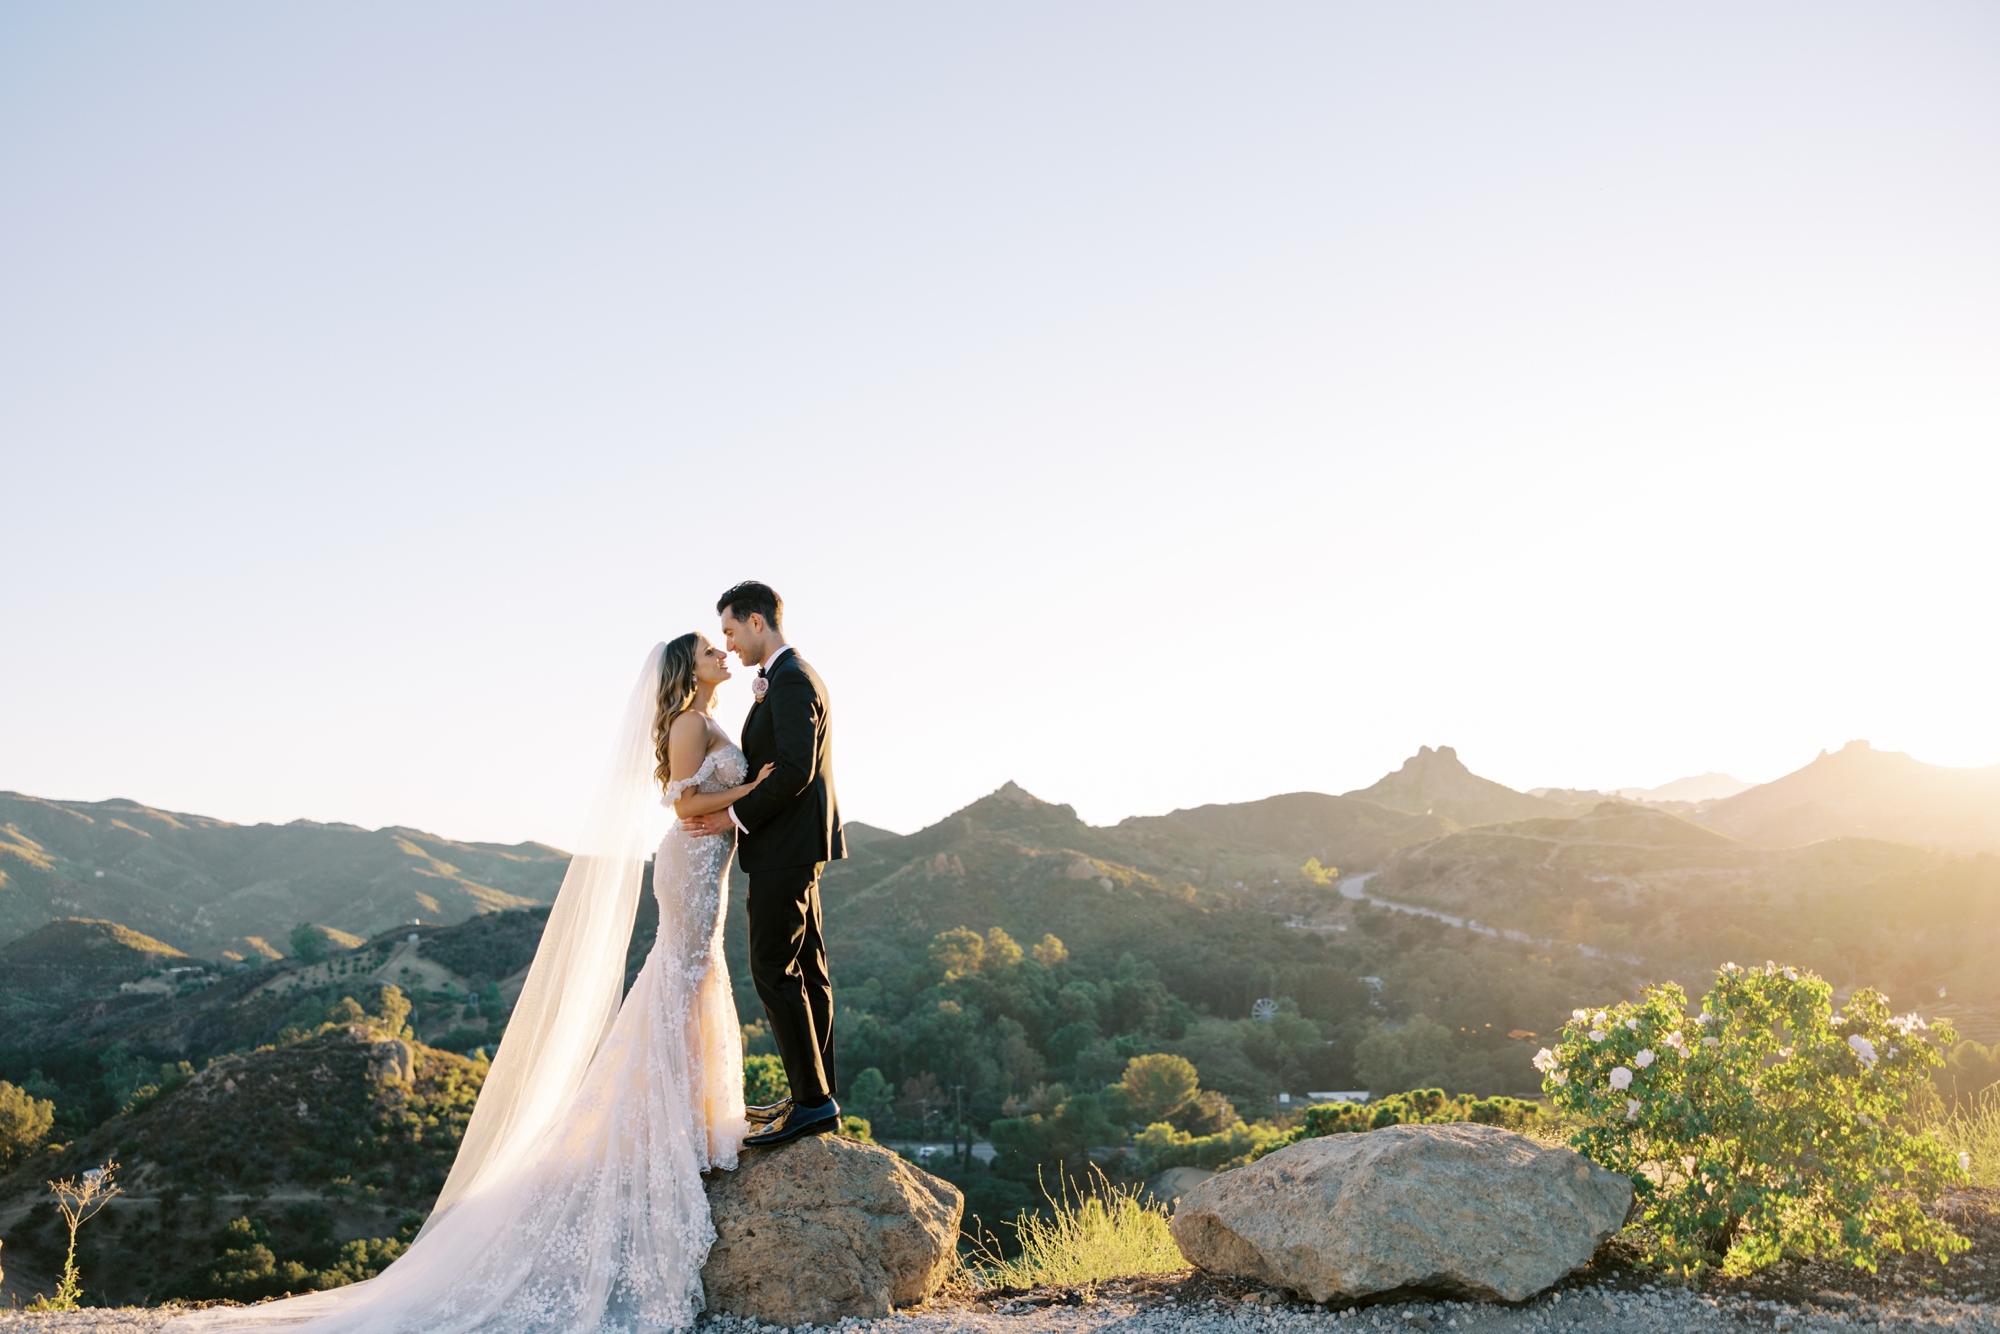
[{"xmin": 172, "ymin": 643, "xmax": 671, "ymax": 1330}]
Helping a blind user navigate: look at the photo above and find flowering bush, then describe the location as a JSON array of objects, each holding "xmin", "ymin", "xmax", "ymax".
[{"xmin": 1537, "ymin": 963, "xmax": 1970, "ymax": 1275}]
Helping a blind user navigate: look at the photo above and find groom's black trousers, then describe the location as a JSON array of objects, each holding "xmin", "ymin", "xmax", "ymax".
[{"xmin": 745, "ymin": 861, "xmax": 836, "ymax": 1107}]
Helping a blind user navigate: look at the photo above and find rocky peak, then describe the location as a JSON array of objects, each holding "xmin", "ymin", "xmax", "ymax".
[
  {"xmin": 1344, "ymin": 746, "xmax": 1566, "ymax": 828},
  {"xmin": 946, "ymin": 782, "xmax": 1084, "ymax": 834}
]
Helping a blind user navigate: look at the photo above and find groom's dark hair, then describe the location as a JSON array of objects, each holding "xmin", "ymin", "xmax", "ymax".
[{"xmin": 716, "ymin": 581, "xmax": 783, "ymax": 630}]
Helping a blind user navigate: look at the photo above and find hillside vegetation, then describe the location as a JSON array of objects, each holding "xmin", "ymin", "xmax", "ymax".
[
  {"xmin": 1370, "ymin": 801, "xmax": 2000, "ymax": 1034},
  {"xmin": 1, "ymin": 740, "xmax": 1996, "ymax": 1303}
]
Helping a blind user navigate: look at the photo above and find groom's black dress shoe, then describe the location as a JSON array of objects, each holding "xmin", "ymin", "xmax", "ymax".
[
  {"xmin": 743, "ymin": 1099, "xmax": 840, "ymax": 1148},
  {"xmin": 746, "ymin": 1096, "xmax": 791, "ymax": 1126}
]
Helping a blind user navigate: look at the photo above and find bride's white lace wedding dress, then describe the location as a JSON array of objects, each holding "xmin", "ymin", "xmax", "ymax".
[{"xmin": 177, "ymin": 732, "xmax": 750, "ymax": 1333}]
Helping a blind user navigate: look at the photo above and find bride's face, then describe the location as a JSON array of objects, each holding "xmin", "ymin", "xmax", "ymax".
[{"xmin": 692, "ymin": 637, "xmax": 732, "ymax": 686}]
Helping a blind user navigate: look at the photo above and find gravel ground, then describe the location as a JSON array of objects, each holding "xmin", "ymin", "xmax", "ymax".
[
  {"xmin": 3, "ymin": 1191, "xmax": 1993, "ymax": 1334},
  {"xmin": 0, "ymin": 1284, "xmax": 1992, "ymax": 1334}
]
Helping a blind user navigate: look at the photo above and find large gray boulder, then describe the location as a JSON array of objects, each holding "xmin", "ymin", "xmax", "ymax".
[
  {"xmin": 701, "ymin": 1135, "xmax": 963, "ymax": 1324},
  {"xmin": 1169, "ymin": 1123, "xmax": 1633, "ymax": 1303}
]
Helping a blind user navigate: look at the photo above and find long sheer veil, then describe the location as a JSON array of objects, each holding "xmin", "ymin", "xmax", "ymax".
[
  {"xmin": 419, "ymin": 640, "xmax": 665, "ymax": 1233},
  {"xmin": 171, "ymin": 643, "xmax": 667, "ymax": 1329}
]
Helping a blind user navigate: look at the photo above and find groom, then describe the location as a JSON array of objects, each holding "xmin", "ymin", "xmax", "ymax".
[{"xmin": 683, "ymin": 580, "xmax": 846, "ymax": 1147}]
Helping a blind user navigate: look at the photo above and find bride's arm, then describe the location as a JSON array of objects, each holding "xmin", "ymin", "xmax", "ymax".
[
  {"xmin": 665, "ymin": 715, "xmax": 773, "ymax": 818},
  {"xmin": 674, "ymin": 764, "xmax": 773, "ymax": 819}
]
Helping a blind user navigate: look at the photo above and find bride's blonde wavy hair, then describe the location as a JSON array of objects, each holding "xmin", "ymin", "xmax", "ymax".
[{"xmin": 653, "ymin": 632, "xmax": 703, "ymax": 787}]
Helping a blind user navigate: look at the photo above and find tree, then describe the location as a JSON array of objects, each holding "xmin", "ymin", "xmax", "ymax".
[
  {"xmin": 289, "ymin": 923, "xmax": 329, "ymax": 965},
  {"xmin": 1355, "ymin": 1014, "xmax": 1454, "ymax": 1096},
  {"xmin": 1112, "ymin": 1053, "xmax": 1201, "ymax": 1126},
  {"xmin": 743, "ymin": 1054, "xmax": 788, "ymax": 1107},
  {"xmin": 844, "ymin": 1067, "xmax": 894, "ymax": 1125},
  {"xmin": 374, "ymin": 986, "xmax": 413, "ymax": 1040},
  {"xmin": 928, "ymin": 927, "xmax": 984, "ymax": 980},
  {"xmin": 28, "ymin": 1160, "xmax": 119, "ymax": 1310},
  {"xmin": 982, "ymin": 927, "xmax": 1024, "ymax": 970},
  {"xmin": 894, "ymin": 1071, "xmax": 944, "ymax": 1126},
  {"xmin": 1939, "ymin": 1040, "xmax": 2000, "ymax": 1107},
  {"xmin": 0, "ymin": 1081, "xmax": 55, "ymax": 1170},
  {"xmin": 1031, "ymin": 934, "xmax": 1068, "ymax": 968},
  {"xmin": 988, "ymin": 1093, "xmax": 1120, "ymax": 1181}
]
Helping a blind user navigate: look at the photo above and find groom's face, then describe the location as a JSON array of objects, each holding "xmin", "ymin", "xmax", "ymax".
[{"xmin": 719, "ymin": 610, "xmax": 767, "ymax": 666}]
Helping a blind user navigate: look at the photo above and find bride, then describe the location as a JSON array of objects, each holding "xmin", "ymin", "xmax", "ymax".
[{"xmin": 177, "ymin": 637, "xmax": 770, "ymax": 1332}]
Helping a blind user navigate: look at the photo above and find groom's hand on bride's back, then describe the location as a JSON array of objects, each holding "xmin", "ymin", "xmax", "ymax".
[{"xmin": 680, "ymin": 811, "xmax": 734, "ymax": 837}]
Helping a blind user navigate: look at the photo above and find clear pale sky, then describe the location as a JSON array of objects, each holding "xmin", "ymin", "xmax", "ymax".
[{"xmin": 4, "ymin": 4, "xmax": 1996, "ymax": 848}]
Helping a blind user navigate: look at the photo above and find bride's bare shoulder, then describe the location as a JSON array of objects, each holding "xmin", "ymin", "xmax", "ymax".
[
  {"xmin": 666, "ymin": 710, "xmax": 713, "ymax": 761},
  {"xmin": 672, "ymin": 711, "xmax": 731, "ymax": 756}
]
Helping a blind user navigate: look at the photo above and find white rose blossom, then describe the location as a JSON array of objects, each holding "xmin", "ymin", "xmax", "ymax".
[
  {"xmin": 1549, "ymin": 1069, "xmax": 1567, "ymax": 1086},
  {"xmin": 1608, "ymin": 1066, "xmax": 1634, "ymax": 1091},
  {"xmin": 1590, "ymin": 1029, "xmax": 1607, "ymax": 1043},
  {"xmin": 1848, "ymin": 1034, "xmax": 1878, "ymax": 1069},
  {"xmin": 1593, "ymin": 1011, "xmax": 1608, "ymax": 1027},
  {"xmin": 1532, "ymin": 1048, "xmax": 1559, "ymax": 1073},
  {"xmin": 1572, "ymin": 1009, "xmax": 1589, "ymax": 1023},
  {"xmin": 1625, "ymin": 1098, "xmax": 1642, "ymax": 1120},
  {"xmin": 1703, "ymin": 1036, "xmax": 1719, "ymax": 1048},
  {"xmin": 1665, "ymin": 1031, "xmax": 1685, "ymax": 1054},
  {"xmin": 1634, "ymin": 1049, "xmax": 1655, "ymax": 1068},
  {"xmin": 1625, "ymin": 1018, "xmax": 1640, "ymax": 1031}
]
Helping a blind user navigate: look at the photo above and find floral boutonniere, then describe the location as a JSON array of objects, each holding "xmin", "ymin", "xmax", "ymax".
[{"xmin": 751, "ymin": 677, "xmax": 769, "ymax": 703}]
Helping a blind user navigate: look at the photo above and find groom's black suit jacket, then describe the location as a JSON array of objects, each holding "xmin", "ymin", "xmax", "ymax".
[{"xmin": 733, "ymin": 647, "xmax": 846, "ymax": 873}]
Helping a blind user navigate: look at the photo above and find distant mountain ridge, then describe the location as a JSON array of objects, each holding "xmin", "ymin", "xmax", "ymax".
[
  {"xmin": 0, "ymin": 793, "xmax": 567, "ymax": 956},
  {"xmin": 1616, "ymin": 772, "xmax": 1755, "ymax": 804},
  {"xmin": 7, "ymin": 737, "xmax": 1997, "ymax": 966},
  {"xmin": 1369, "ymin": 797, "xmax": 2000, "ymax": 1030},
  {"xmin": 1115, "ymin": 790, "xmax": 1452, "ymax": 872},
  {"xmin": 1695, "ymin": 740, "xmax": 2000, "ymax": 854}
]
